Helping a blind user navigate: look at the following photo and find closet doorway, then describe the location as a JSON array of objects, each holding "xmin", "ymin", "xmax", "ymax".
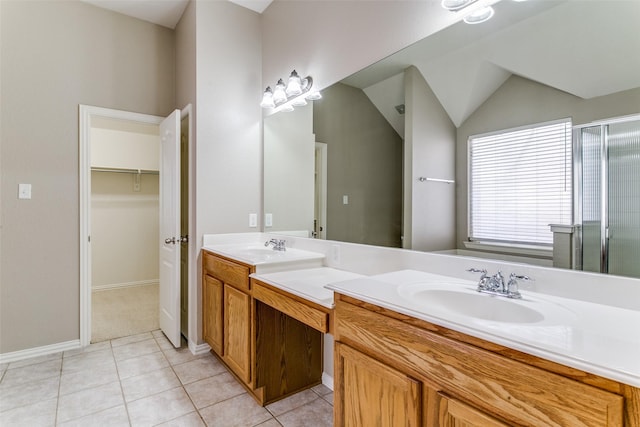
[
  {"xmin": 90, "ymin": 117, "xmax": 161, "ymax": 342},
  {"xmin": 79, "ymin": 105, "xmax": 191, "ymax": 348}
]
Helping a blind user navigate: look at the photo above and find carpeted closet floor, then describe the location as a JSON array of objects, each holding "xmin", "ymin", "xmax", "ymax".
[{"xmin": 91, "ymin": 283, "xmax": 159, "ymax": 343}]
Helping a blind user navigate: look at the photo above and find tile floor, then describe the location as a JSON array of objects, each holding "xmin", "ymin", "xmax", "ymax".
[{"xmin": 0, "ymin": 330, "xmax": 334, "ymax": 426}]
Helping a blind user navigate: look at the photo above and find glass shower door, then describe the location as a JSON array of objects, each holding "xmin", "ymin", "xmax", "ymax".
[
  {"xmin": 579, "ymin": 126, "xmax": 603, "ymax": 273},
  {"xmin": 577, "ymin": 116, "xmax": 640, "ymax": 278},
  {"xmin": 607, "ymin": 120, "xmax": 640, "ymax": 278}
]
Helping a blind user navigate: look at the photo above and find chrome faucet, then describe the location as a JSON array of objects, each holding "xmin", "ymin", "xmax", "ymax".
[
  {"xmin": 467, "ymin": 268, "xmax": 528, "ymax": 299},
  {"xmin": 264, "ymin": 238, "xmax": 286, "ymax": 251}
]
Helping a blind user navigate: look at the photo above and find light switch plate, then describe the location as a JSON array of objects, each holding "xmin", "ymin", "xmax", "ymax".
[
  {"xmin": 343, "ymin": 195, "xmax": 349, "ymax": 205},
  {"xmin": 18, "ymin": 183, "xmax": 32, "ymax": 199},
  {"xmin": 265, "ymin": 213, "xmax": 273, "ymax": 227},
  {"xmin": 249, "ymin": 213, "xmax": 258, "ymax": 228}
]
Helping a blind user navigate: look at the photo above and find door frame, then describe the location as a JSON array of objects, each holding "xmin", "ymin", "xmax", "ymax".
[
  {"xmin": 315, "ymin": 142, "xmax": 328, "ymax": 239},
  {"xmin": 79, "ymin": 105, "xmax": 164, "ymax": 346}
]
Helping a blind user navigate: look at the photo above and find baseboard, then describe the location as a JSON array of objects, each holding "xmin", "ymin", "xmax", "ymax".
[
  {"xmin": 189, "ymin": 340, "xmax": 211, "ymax": 356},
  {"xmin": 0, "ymin": 339, "xmax": 81, "ymax": 364},
  {"xmin": 322, "ymin": 372, "xmax": 334, "ymax": 391},
  {"xmin": 92, "ymin": 279, "xmax": 159, "ymax": 292}
]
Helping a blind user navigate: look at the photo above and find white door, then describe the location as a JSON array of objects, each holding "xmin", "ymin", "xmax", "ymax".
[{"xmin": 159, "ymin": 109, "xmax": 181, "ymax": 348}]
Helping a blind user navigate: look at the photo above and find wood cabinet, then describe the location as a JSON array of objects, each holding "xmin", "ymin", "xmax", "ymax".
[
  {"xmin": 333, "ymin": 293, "xmax": 637, "ymax": 427},
  {"xmin": 202, "ymin": 275, "xmax": 223, "ymax": 355},
  {"xmin": 223, "ymin": 284, "xmax": 251, "ymax": 383},
  {"xmin": 202, "ymin": 250, "xmax": 324, "ymax": 406},
  {"xmin": 336, "ymin": 342, "xmax": 421, "ymax": 427},
  {"xmin": 430, "ymin": 391, "xmax": 509, "ymax": 427},
  {"xmin": 202, "ymin": 251, "xmax": 253, "ymax": 386}
]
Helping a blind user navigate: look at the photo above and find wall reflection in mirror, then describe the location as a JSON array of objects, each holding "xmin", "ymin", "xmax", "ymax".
[{"xmin": 263, "ymin": 0, "xmax": 640, "ymax": 278}]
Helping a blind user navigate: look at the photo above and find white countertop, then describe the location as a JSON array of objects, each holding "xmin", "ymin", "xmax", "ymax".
[
  {"xmin": 202, "ymin": 241, "xmax": 325, "ymax": 273},
  {"xmin": 251, "ymin": 267, "xmax": 364, "ymax": 309},
  {"xmin": 326, "ymin": 269, "xmax": 640, "ymax": 388}
]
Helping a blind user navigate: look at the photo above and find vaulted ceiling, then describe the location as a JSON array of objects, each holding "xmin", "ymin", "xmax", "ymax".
[{"xmin": 342, "ymin": 0, "xmax": 640, "ymax": 131}]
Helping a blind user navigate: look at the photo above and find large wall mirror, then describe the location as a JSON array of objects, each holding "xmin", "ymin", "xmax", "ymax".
[{"xmin": 263, "ymin": 0, "xmax": 640, "ymax": 278}]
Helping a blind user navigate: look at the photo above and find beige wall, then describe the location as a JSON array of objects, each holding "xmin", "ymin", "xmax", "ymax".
[
  {"xmin": 0, "ymin": 1, "xmax": 175, "ymax": 353},
  {"xmin": 314, "ymin": 83, "xmax": 403, "ymax": 248},
  {"xmin": 91, "ymin": 172, "xmax": 159, "ymax": 289},
  {"xmin": 456, "ymin": 76, "xmax": 640, "ymax": 249},
  {"xmin": 174, "ymin": 1, "xmax": 262, "ymax": 344},
  {"xmin": 404, "ymin": 66, "xmax": 456, "ymax": 251},
  {"xmin": 264, "ymin": 104, "xmax": 315, "ymax": 235}
]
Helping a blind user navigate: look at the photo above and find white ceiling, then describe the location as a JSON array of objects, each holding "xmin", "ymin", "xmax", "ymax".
[
  {"xmin": 81, "ymin": 0, "xmax": 273, "ymax": 29},
  {"xmin": 343, "ymin": 0, "xmax": 640, "ymax": 128}
]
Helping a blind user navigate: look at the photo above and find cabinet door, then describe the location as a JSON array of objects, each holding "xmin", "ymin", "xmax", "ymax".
[
  {"xmin": 224, "ymin": 284, "xmax": 251, "ymax": 383},
  {"xmin": 335, "ymin": 343, "xmax": 421, "ymax": 427},
  {"xmin": 431, "ymin": 391, "xmax": 509, "ymax": 427},
  {"xmin": 203, "ymin": 275, "xmax": 223, "ymax": 355}
]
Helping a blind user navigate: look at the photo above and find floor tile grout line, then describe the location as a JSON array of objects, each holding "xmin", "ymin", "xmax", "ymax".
[
  {"xmin": 111, "ymin": 339, "xmax": 134, "ymax": 427},
  {"xmin": 2, "ymin": 331, "xmax": 333, "ymax": 427},
  {"xmin": 153, "ymin": 335, "xmax": 211, "ymax": 426},
  {"xmin": 54, "ymin": 354, "xmax": 63, "ymax": 426}
]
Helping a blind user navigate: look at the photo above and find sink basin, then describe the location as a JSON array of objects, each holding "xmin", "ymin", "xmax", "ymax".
[
  {"xmin": 232, "ymin": 247, "xmax": 283, "ymax": 259},
  {"xmin": 397, "ymin": 282, "xmax": 575, "ymax": 325},
  {"xmin": 211, "ymin": 244, "xmax": 325, "ymax": 265}
]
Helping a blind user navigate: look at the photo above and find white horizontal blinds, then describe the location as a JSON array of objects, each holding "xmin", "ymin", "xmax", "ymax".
[{"xmin": 469, "ymin": 119, "xmax": 572, "ymax": 246}]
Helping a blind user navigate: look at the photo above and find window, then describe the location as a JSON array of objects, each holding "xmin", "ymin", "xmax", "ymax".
[{"xmin": 468, "ymin": 119, "xmax": 572, "ymax": 246}]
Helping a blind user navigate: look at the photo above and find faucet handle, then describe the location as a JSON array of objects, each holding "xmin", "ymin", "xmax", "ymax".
[
  {"xmin": 507, "ymin": 273, "xmax": 532, "ymax": 298},
  {"xmin": 467, "ymin": 268, "xmax": 488, "ymax": 276}
]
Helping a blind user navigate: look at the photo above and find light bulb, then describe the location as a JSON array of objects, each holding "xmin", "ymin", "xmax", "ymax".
[
  {"xmin": 463, "ymin": 6, "xmax": 494, "ymax": 24},
  {"xmin": 285, "ymin": 70, "xmax": 303, "ymax": 97},
  {"xmin": 260, "ymin": 87, "xmax": 275, "ymax": 109},
  {"xmin": 273, "ymin": 79, "xmax": 287, "ymax": 104},
  {"xmin": 305, "ymin": 91, "xmax": 322, "ymax": 101},
  {"xmin": 441, "ymin": 0, "xmax": 476, "ymax": 11},
  {"xmin": 291, "ymin": 97, "xmax": 307, "ymax": 107}
]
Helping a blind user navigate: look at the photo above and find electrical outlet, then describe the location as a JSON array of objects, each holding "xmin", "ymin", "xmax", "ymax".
[
  {"xmin": 18, "ymin": 184, "xmax": 32, "ymax": 199},
  {"xmin": 265, "ymin": 213, "xmax": 273, "ymax": 227},
  {"xmin": 331, "ymin": 244, "xmax": 341, "ymax": 264},
  {"xmin": 249, "ymin": 213, "xmax": 258, "ymax": 228}
]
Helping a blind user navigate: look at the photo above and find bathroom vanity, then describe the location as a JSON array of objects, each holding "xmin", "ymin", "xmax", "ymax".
[
  {"xmin": 331, "ymin": 293, "xmax": 631, "ymax": 426},
  {"xmin": 201, "ymin": 238, "xmax": 361, "ymax": 405},
  {"xmin": 201, "ymin": 233, "xmax": 640, "ymax": 425}
]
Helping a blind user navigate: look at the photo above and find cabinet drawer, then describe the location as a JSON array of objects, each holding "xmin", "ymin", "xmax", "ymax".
[
  {"xmin": 253, "ymin": 280, "xmax": 329, "ymax": 333},
  {"xmin": 203, "ymin": 251, "xmax": 250, "ymax": 291}
]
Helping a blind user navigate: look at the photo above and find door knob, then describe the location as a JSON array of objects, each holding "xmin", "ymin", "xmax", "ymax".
[
  {"xmin": 164, "ymin": 237, "xmax": 176, "ymax": 244},
  {"xmin": 180, "ymin": 235, "xmax": 189, "ymax": 244}
]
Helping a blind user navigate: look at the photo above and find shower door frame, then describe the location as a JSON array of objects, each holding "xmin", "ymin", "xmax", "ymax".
[{"xmin": 573, "ymin": 113, "xmax": 640, "ymax": 275}]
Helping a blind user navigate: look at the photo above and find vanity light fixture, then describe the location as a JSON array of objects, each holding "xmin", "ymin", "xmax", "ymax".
[
  {"xmin": 441, "ymin": 0, "xmax": 495, "ymax": 25},
  {"xmin": 463, "ymin": 5, "xmax": 495, "ymax": 24},
  {"xmin": 285, "ymin": 70, "xmax": 303, "ymax": 96},
  {"xmin": 260, "ymin": 69, "xmax": 322, "ymax": 113},
  {"xmin": 273, "ymin": 79, "xmax": 288, "ymax": 104},
  {"xmin": 441, "ymin": 0, "xmax": 478, "ymax": 11}
]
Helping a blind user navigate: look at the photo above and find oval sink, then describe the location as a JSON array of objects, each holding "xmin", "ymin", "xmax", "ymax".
[
  {"xmin": 214, "ymin": 244, "xmax": 325, "ymax": 265},
  {"xmin": 397, "ymin": 283, "xmax": 575, "ymax": 325},
  {"xmin": 414, "ymin": 289, "xmax": 543, "ymax": 323}
]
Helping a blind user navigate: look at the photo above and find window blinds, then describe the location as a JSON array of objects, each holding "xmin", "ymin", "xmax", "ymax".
[{"xmin": 468, "ymin": 119, "xmax": 572, "ymax": 246}]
